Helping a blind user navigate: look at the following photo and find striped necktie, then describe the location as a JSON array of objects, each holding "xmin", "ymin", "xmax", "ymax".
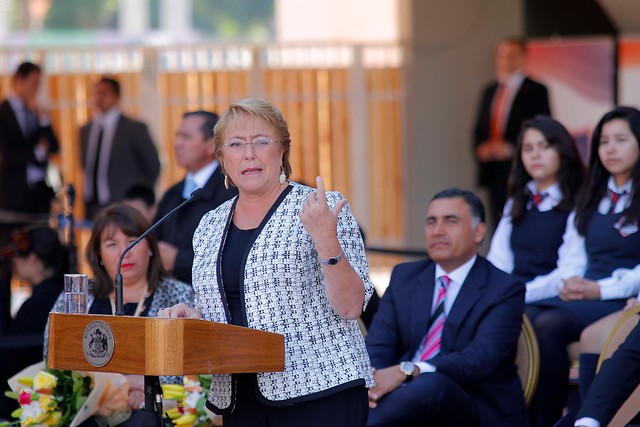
[
  {"xmin": 530, "ymin": 192, "xmax": 548, "ymax": 210},
  {"xmin": 609, "ymin": 191, "xmax": 623, "ymax": 215},
  {"xmin": 418, "ymin": 275, "xmax": 451, "ymax": 361}
]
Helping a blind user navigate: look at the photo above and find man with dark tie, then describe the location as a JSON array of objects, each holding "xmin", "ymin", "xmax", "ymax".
[
  {"xmin": 80, "ymin": 76, "xmax": 160, "ymax": 219},
  {"xmin": 473, "ymin": 39, "xmax": 551, "ymax": 226},
  {"xmin": 365, "ymin": 188, "xmax": 526, "ymax": 427},
  {"xmin": 0, "ymin": 61, "xmax": 59, "ymax": 334},
  {"xmin": 153, "ymin": 111, "xmax": 237, "ymax": 284}
]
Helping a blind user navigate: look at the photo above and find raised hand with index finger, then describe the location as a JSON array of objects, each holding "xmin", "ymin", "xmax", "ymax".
[{"xmin": 300, "ymin": 176, "xmax": 348, "ymax": 257}]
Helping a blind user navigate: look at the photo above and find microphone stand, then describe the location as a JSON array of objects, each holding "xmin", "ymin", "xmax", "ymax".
[
  {"xmin": 113, "ymin": 189, "xmax": 201, "ymax": 426},
  {"xmin": 65, "ymin": 185, "xmax": 78, "ymax": 274}
]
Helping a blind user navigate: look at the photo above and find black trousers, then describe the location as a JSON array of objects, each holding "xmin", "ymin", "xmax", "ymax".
[
  {"xmin": 222, "ymin": 374, "xmax": 368, "ymax": 427},
  {"xmin": 367, "ymin": 372, "xmax": 480, "ymax": 427}
]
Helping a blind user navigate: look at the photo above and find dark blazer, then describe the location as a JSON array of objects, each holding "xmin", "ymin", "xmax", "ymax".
[
  {"xmin": 80, "ymin": 114, "xmax": 160, "ymax": 207},
  {"xmin": 473, "ymin": 77, "xmax": 550, "ymax": 187},
  {"xmin": 576, "ymin": 320, "xmax": 640, "ymax": 426},
  {"xmin": 366, "ymin": 256, "xmax": 527, "ymax": 427},
  {"xmin": 153, "ymin": 166, "xmax": 237, "ymax": 283},
  {"xmin": 0, "ymin": 100, "xmax": 59, "ymax": 214}
]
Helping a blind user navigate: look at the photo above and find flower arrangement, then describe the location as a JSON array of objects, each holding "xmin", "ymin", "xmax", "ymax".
[
  {"xmin": 162, "ymin": 375, "xmax": 212, "ymax": 427},
  {"xmin": 1, "ymin": 362, "xmax": 130, "ymax": 427},
  {"xmin": 1, "ymin": 366, "xmax": 91, "ymax": 427}
]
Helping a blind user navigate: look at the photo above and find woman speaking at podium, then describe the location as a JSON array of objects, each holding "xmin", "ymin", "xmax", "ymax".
[{"xmin": 160, "ymin": 98, "xmax": 374, "ymax": 427}]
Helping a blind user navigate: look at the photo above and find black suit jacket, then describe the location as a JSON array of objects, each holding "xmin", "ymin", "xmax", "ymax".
[
  {"xmin": 473, "ymin": 77, "xmax": 550, "ymax": 186},
  {"xmin": 0, "ymin": 99, "xmax": 59, "ymax": 214},
  {"xmin": 366, "ymin": 256, "xmax": 527, "ymax": 427},
  {"xmin": 576, "ymin": 319, "xmax": 640, "ymax": 426},
  {"xmin": 153, "ymin": 167, "xmax": 237, "ymax": 283},
  {"xmin": 80, "ymin": 114, "xmax": 160, "ymax": 206}
]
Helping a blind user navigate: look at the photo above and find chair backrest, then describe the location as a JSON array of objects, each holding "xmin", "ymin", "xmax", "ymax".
[
  {"xmin": 598, "ymin": 305, "xmax": 640, "ymax": 368},
  {"xmin": 596, "ymin": 305, "xmax": 640, "ymax": 427},
  {"xmin": 516, "ymin": 314, "xmax": 540, "ymax": 407}
]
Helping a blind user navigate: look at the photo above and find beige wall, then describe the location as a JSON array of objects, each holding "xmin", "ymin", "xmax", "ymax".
[
  {"xmin": 400, "ymin": 0, "xmax": 524, "ymax": 249},
  {"xmin": 276, "ymin": 0, "xmax": 399, "ymax": 42}
]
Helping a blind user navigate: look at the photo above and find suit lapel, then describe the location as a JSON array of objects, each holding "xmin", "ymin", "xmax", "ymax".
[
  {"xmin": 1, "ymin": 101, "xmax": 25, "ymax": 143},
  {"xmin": 442, "ymin": 257, "xmax": 486, "ymax": 350},
  {"xmin": 506, "ymin": 78, "xmax": 530, "ymax": 130},
  {"xmin": 410, "ymin": 262, "xmax": 436, "ymax": 354}
]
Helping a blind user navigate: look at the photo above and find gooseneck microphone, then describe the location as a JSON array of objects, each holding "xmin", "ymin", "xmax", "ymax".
[{"xmin": 114, "ymin": 188, "xmax": 203, "ymax": 315}]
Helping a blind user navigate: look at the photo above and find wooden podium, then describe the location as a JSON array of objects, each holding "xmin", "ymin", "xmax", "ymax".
[{"xmin": 47, "ymin": 313, "xmax": 285, "ymax": 376}]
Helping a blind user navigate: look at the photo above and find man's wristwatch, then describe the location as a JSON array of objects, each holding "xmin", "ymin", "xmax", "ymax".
[
  {"xmin": 399, "ymin": 361, "xmax": 417, "ymax": 378},
  {"xmin": 319, "ymin": 251, "xmax": 344, "ymax": 266}
]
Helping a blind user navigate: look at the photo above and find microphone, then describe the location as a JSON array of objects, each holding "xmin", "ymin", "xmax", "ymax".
[
  {"xmin": 67, "ymin": 184, "xmax": 76, "ymax": 209},
  {"xmin": 114, "ymin": 188, "xmax": 203, "ymax": 315},
  {"xmin": 65, "ymin": 184, "xmax": 78, "ymax": 273}
]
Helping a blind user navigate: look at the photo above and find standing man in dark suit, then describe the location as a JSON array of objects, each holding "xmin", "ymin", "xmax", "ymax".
[
  {"xmin": 80, "ymin": 76, "xmax": 160, "ymax": 219},
  {"xmin": 574, "ymin": 322, "xmax": 640, "ymax": 427},
  {"xmin": 154, "ymin": 111, "xmax": 237, "ymax": 284},
  {"xmin": 473, "ymin": 39, "xmax": 551, "ymax": 226},
  {"xmin": 0, "ymin": 61, "xmax": 59, "ymax": 334},
  {"xmin": 366, "ymin": 188, "xmax": 526, "ymax": 427}
]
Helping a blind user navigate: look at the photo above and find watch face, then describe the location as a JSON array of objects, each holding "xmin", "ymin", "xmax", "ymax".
[
  {"xmin": 327, "ymin": 257, "xmax": 339, "ymax": 265},
  {"xmin": 400, "ymin": 361, "xmax": 415, "ymax": 376}
]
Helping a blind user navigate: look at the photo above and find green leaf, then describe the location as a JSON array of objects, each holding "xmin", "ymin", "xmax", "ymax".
[{"xmin": 3, "ymin": 391, "xmax": 18, "ymax": 400}]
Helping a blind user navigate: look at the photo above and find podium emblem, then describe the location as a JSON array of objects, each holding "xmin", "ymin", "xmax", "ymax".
[{"xmin": 82, "ymin": 320, "xmax": 115, "ymax": 367}]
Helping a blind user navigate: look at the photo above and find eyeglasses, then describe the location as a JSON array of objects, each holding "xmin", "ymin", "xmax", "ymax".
[{"xmin": 222, "ymin": 138, "xmax": 279, "ymax": 153}]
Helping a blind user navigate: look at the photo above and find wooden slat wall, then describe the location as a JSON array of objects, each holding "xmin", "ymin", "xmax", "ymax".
[{"xmin": 367, "ymin": 67, "xmax": 403, "ymax": 242}]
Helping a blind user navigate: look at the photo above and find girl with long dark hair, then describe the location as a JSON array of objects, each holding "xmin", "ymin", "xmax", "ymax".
[{"xmin": 488, "ymin": 115, "xmax": 585, "ymax": 302}]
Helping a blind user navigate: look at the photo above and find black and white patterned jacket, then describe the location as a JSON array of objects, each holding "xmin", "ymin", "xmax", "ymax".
[{"xmin": 192, "ymin": 182, "xmax": 375, "ymax": 413}]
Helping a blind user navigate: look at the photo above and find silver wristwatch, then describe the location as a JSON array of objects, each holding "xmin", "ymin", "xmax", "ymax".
[
  {"xmin": 399, "ymin": 361, "xmax": 417, "ymax": 377},
  {"xmin": 319, "ymin": 251, "xmax": 344, "ymax": 265}
]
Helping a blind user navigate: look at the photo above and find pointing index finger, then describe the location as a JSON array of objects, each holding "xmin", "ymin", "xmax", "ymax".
[{"xmin": 315, "ymin": 176, "xmax": 328, "ymax": 205}]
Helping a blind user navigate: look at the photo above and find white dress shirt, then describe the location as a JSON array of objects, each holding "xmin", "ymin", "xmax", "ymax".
[
  {"xmin": 413, "ymin": 255, "xmax": 477, "ymax": 373},
  {"xmin": 487, "ymin": 182, "xmax": 583, "ymax": 302},
  {"xmin": 185, "ymin": 160, "xmax": 219, "ymax": 189},
  {"xmin": 552, "ymin": 177, "xmax": 640, "ymax": 302}
]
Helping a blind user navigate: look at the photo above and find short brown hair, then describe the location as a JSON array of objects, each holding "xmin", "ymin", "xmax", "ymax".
[
  {"xmin": 86, "ymin": 204, "xmax": 165, "ymax": 298},
  {"xmin": 213, "ymin": 98, "xmax": 292, "ymax": 187}
]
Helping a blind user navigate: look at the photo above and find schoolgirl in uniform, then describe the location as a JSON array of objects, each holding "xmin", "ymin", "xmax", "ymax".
[
  {"xmin": 487, "ymin": 115, "xmax": 585, "ymax": 302},
  {"xmin": 526, "ymin": 106, "xmax": 640, "ymax": 427}
]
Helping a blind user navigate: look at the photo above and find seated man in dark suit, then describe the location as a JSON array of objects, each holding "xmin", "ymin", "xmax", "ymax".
[
  {"xmin": 574, "ymin": 322, "xmax": 640, "ymax": 427},
  {"xmin": 366, "ymin": 188, "xmax": 527, "ymax": 427}
]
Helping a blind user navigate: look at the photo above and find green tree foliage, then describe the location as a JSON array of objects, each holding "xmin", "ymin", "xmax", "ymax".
[
  {"xmin": 43, "ymin": 0, "xmax": 118, "ymax": 30},
  {"xmin": 192, "ymin": 0, "xmax": 274, "ymax": 39}
]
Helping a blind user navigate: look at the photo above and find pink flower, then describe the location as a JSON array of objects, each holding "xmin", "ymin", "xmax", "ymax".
[{"xmin": 18, "ymin": 391, "xmax": 31, "ymax": 405}]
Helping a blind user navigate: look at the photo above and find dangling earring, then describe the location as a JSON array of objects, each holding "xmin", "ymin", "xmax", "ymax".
[
  {"xmin": 224, "ymin": 174, "xmax": 229, "ymax": 190},
  {"xmin": 279, "ymin": 167, "xmax": 286, "ymax": 185},
  {"xmin": 99, "ymin": 260, "xmax": 104, "ymax": 267},
  {"xmin": 149, "ymin": 250, "xmax": 153, "ymax": 257}
]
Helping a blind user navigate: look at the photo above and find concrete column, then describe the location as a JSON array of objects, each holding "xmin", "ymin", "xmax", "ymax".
[
  {"xmin": 118, "ymin": 0, "xmax": 150, "ymax": 36},
  {"xmin": 400, "ymin": 0, "xmax": 524, "ymax": 249},
  {"xmin": 348, "ymin": 46, "xmax": 370, "ymax": 230},
  {"xmin": 159, "ymin": 0, "xmax": 192, "ymax": 34}
]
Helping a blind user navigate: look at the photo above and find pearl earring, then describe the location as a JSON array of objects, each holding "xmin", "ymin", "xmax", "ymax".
[{"xmin": 279, "ymin": 168, "xmax": 286, "ymax": 185}]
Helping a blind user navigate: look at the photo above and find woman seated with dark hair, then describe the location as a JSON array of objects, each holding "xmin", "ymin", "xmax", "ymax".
[
  {"xmin": 44, "ymin": 204, "xmax": 194, "ymax": 425},
  {"xmin": 0, "ymin": 226, "xmax": 68, "ymax": 419}
]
